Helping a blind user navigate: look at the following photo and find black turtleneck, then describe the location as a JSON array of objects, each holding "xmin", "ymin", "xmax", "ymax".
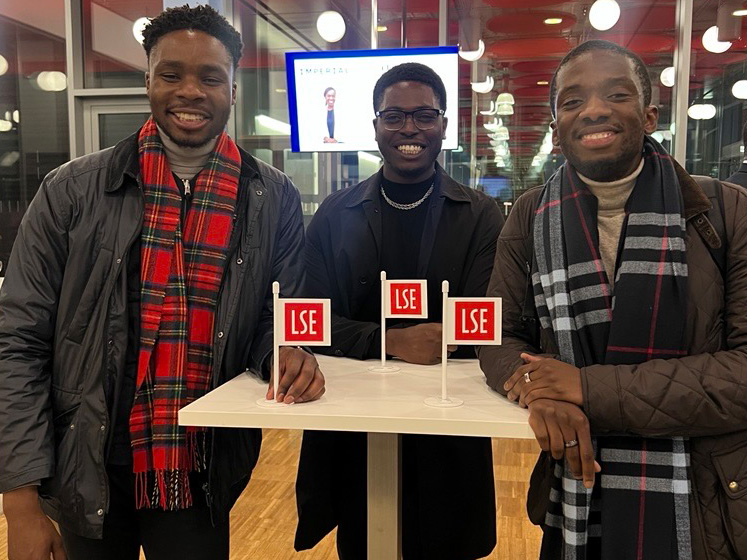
[{"xmin": 379, "ymin": 172, "xmax": 435, "ymax": 280}]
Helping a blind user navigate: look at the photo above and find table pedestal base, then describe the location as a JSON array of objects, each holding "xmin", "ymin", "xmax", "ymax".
[{"xmin": 367, "ymin": 432, "xmax": 402, "ymax": 559}]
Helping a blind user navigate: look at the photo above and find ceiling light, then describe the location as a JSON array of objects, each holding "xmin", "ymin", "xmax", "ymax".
[
  {"xmin": 537, "ymin": 80, "xmax": 549, "ymax": 86},
  {"xmin": 471, "ymin": 76, "xmax": 494, "ymax": 94},
  {"xmin": 317, "ymin": 11, "xmax": 346, "ymax": 43},
  {"xmin": 496, "ymin": 102, "xmax": 514, "ymax": 116},
  {"xmin": 544, "ymin": 17, "xmax": 563, "ymax": 25},
  {"xmin": 459, "ymin": 39, "xmax": 485, "ymax": 62},
  {"xmin": 36, "ymin": 71, "xmax": 67, "ymax": 92},
  {"xmin": 702, "ymin": 26, "xmax": 731, "ymax": 53},
  {"xmin": 670, "ymin": 122, "xmax": 676, "ymax": 136},
  {"xmin": 0, "ymin": 120, "xmax": 11, "ymax": 132},
  {"xmin": 660, "ymin": 66, "xmax": 675, "ymax": 88},
  {"xmin": 496, "ymin": 92, "xmax": 515, "ymax": 105},
  {"xmin": 733, "ymin": 79, "xmax": 747, "ymax": 99},
  {"xmin": 484, "ymin": 118, "xmax": 500, "ymax": 132},
  {"xmin": 12, "ymin": 110, "xmax": 19, "ymax": 123},
  {"xmin": 733, "ymin": 8, "xmax": 747, "ymax": 16},
  {"xmin": 255, "ymin": 114, "xmax": 291, "ymax": 135},
  {"xmin": 0, "ymin": 54, "xmax": 7, "ymax": 76},
  {"xmin": 480, "ymin": 100, "xmax": 497, "ymax": 116},
  {"xmin": 589, "ymin": 0, "xmax": 620, "ymax": 31},
  {"xmin": 132, "ymin": 17, "xmax": 150, "ymax": 45},
  {"xmin": 688, "ymin": 103, "xmax": 717, "ymax": 120},
  {"xmin": 377, "ymin": 25, "xmax": 388, "ymax": 32},
  {"xmin": 495, "ymin": 126, "xmax": 510, "ymax": 141}
]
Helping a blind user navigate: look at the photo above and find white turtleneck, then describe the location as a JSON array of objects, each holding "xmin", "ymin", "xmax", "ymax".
[
  {"xmin": 577, "ymin": 159, "xmax": 645, "ymax": 286},
  {"xmin": 157, "ymin": 125, "xmax": 218, "ymax": 180}
]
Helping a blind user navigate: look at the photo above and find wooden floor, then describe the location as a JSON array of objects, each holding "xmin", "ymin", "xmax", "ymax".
[{"xmin": 0, "ymin": 430, "xmax": 542, "ymax": 559}]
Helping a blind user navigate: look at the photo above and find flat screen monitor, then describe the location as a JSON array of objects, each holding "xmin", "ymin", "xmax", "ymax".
[{"xmin": 285, "ymin": 46, "xmax": 459, "ymax": 153}]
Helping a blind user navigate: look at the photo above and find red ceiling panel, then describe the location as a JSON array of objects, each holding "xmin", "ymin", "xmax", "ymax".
[{"xmin": 486, "ymin": 11, "xmax": 576, "ymax": 34}]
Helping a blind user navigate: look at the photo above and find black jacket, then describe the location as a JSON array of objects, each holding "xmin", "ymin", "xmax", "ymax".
[
  {"xmin": 726, "ymin": 162, "xmax": 747, "ymax": 189},
  {"xmin": 0, "ymin": 132, "xmax": 306, "ymax": 538},
  {"xmin": 295, "ymin": 166, "xmax": 504, "ymax": 558}
]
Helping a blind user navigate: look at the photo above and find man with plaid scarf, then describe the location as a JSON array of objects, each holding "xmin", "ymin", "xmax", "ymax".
[
  {"xmin": 0, "ymin": 5, "xmax": 324, "ymax": 560},
  {"xmin": 480, "ymin": 40, "xmax": 747, "ymax": 560}
]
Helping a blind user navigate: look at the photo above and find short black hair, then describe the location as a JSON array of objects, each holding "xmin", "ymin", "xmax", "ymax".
[
  {"xmin": 142, "ymin": 4, "xmax": 243, "ymax": 70},
  {"xmin": 549, "ymin": 40, "xmax": 652, "ymax": 118},
  {"xmin": 324, "ymin": 87, "xmax": 336, "ymax": 96},
  {"xmin": 373, "ymin": 62, "xmax": 447, "ymax": 112}
]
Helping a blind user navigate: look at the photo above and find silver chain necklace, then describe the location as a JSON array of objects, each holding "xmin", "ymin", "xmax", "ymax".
[{"xmin": 380, "ymin": 182, "xmax": 434, "ymax": 211}]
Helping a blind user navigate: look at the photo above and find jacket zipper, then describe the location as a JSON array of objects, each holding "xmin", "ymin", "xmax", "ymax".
[{"xmin": 183, "ymin": 178, "xmax": 191, "ymax": 197}]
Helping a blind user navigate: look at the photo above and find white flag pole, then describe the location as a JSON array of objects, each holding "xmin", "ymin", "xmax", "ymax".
[
  {"xmin": 380, "ymin": 270, "xmax": 387, "ymax": 369},
  {"xmin": 424, "ymin": 280, "xmax": 462, "ymax": 408},
  {"xmin": 441, "ymin": 280, "xmax": 449, "ymax": 401},
  {"xmin": 272, "ymin": 281, "xmax": 280, "ymax": 400},
  {"xmin": 257, "ymin": 281, "xmax": 286, "ymax": 407}
]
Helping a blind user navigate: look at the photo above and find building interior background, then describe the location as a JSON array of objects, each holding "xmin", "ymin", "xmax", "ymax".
[{"xmin": 0, "ymin": 0, "xmax": 744, "ymax": 274}]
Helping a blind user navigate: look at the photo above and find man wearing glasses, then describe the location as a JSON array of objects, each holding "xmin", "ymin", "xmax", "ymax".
[{"xmin": 294, "ymin": 63, "xmax": 504, "ymax": 559}]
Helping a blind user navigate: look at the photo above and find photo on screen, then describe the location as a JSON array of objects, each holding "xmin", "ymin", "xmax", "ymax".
[{"xmin": 285, "ymin": 46, "xmax": 459, "ymax": 153}]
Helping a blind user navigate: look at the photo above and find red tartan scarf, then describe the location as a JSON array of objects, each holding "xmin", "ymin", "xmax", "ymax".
[{"xmin": 130, "ymin": 118, "xmax": 240, "ymax": 510}]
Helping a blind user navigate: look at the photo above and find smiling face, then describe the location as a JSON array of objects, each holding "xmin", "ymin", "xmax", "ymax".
[
  {"xmin": 325, "ymin": 89, "xmax": 336, "ymax": 110},
  {"xmin": 373, "ymin": 81, "xmax": 447, "ymax": 184},
  {"xmin": 552, "ymin": 50, "xmax": 658, "ymax": 182},
  {"xmin": 146, "ymin": 29, "xmax": 236, "ymax": 148}
]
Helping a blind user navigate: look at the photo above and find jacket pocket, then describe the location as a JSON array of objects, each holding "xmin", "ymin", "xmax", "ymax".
[
  {"xmin": 65, "ymin": 247, "xmax": 113, "ymax": 345},
  {"xmin": 712, "ymin": 441, "xmax": 747, "ymax": 558},
  {"xmin": 41, "ymin": 386, "xmax": 82, "ymax": 509}
]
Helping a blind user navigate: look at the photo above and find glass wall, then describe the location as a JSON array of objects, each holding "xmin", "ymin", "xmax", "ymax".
[
  {"xmin": 0, "ymin": 0, "xmax": 70, "ymax": 274},
  {"xmin": 0, "ymin": 0, "xmax": 740, "ymax": 276},
  {"xmin": 687, "ymin": 0, "xmax": 746, "ymax": 179}
]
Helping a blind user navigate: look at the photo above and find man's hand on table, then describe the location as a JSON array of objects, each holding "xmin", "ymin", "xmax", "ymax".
[
  {"xmin": 386, "ymin": 323, "xmax": 457, "ymax": 365},
  {"xmin": 266, "ymin": 347, "xmax": 325, "ymax": 404},
  {"xmin": 504, "ymin": 353, "xmax": 583, "ymax": 407},
  {"xmin": 528, "ymin": 399, "xmax": 600, "ymax": 489}
]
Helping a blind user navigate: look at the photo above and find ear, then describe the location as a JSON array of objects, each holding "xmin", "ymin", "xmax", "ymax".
[
  {"xmin": 551, "ymin": 120, "xmax": 560, "ymax": 147},
  {"xmin": 643, "ymin": 104, "xmax": 659, "ymax": 134},
  {"xmin": 373, "ymin": 118, "xmax": 379, "ymax": 142},
  {"xmin": 232, "ymin": 81, "xmax": 237, "ymax": 106},
  {"xmin": 441, "ymin": 116, "xmax": 448, "ymax": 140},
  {"xmin": 145, "ymin": 72, "xmax": 150, "ymax": 93}
]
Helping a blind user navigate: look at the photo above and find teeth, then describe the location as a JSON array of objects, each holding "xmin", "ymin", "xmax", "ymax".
[
  {"xmin": 174, "ymin": 112, "xmax": 206, "ymax": 122},
  {"xmin": 583, "ymin": 132, "xmax": 614, "ymax": 140},
  {"xmin": 397, "ymin": 145, "xmax": 423, "ymax": 155}
]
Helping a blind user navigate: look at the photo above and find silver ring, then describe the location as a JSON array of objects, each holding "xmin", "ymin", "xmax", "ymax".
[
  {"xmin": 564, "ymin": 439, "xmax": 579, "ymax": 448},
  {"xmin": 523, "ymin": 371, "xmax": 532, "ymax": 383}
]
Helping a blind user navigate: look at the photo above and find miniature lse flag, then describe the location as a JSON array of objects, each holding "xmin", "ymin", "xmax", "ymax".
[
  {"xmin": 384, "ymin": 280, "xmax": 428, "ymax": 319},
  {"xmin": 278, "ymin": 298, "xmax": 331, "ymax": 346},
  {"xmin": 445, "ymin": 297, "xmax": 501, "ymax": 345}
]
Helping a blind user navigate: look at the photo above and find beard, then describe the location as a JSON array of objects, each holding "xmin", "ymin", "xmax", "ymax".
[{"xmin": 565, "ymin": 135, "xmax": 644, "ymax": 182}]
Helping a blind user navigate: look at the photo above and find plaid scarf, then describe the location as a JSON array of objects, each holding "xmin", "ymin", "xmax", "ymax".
[
  {"xmin": 130, "ymin": 118, "xmax": 240, "ymax": 510},
  {"xmin": 533, "ymin": 137, "xmax": 692, "ymax": 560}
]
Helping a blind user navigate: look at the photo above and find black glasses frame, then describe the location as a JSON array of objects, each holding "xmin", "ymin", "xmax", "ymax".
[{"xmin": 375, "ymin": 108, "xmax": 445, "ymax": 131}]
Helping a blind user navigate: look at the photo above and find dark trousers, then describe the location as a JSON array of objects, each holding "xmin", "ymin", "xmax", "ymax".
[{"xmin": 60, "ymin": 465, "xmax": 229, "ymax": 560}]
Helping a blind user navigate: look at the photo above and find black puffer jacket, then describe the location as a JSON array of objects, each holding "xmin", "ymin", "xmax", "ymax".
[{"xmin": 0, "ymin": 132, "xmax": 306, "ymax": 538}]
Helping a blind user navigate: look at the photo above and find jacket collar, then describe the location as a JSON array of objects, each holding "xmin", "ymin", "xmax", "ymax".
[
  {"xmin": 676, "ymin": 158, "xmax": 712, "ymax": 220},
  {"xmin": 344, "ymin": 162, "xmax": 471, "ymax": 208},
  {"xmin": 105, "ymin": 128, "xmax": 259, "ymax": 193}
]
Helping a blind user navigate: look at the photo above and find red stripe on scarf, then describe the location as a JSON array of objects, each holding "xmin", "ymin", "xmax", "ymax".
[{"xmin": 130, "ymin": 118, "xmax": 240, "ymax": 510}]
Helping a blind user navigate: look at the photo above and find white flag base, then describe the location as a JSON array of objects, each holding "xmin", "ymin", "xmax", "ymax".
[
  {"xmin": 424, "ymin": 396, "xmax": 463, "ymax": 408},
  {"xmin": 256, "ymin": 398, "xmax": 292, "ymax": 408},
  {"xmin": 368, "ymin": 365, "xmax": 400, "ymax": 373}
]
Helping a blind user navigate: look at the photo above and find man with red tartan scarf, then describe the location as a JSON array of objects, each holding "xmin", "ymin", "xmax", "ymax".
[{"xmin": 0, "ymin": 5, "xmax": 324, "ymax": 560}]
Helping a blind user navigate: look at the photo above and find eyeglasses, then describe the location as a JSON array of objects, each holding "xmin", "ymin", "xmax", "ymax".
[{"xmin": 375, "ymin": 108, "xmax": 445, "ymax": 131}]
